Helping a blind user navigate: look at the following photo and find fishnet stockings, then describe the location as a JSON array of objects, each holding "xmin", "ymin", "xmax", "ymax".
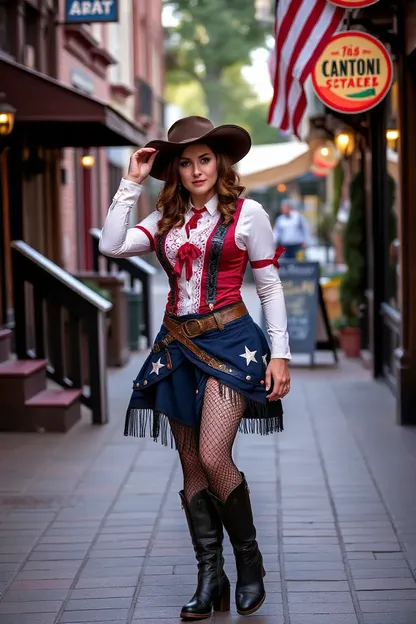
[
  {"xmin": 169, "ymin": 419, "xmax": 209, "ymax": 503},
  {"xmin": 170, "ymin": 377, "xmax": 245, "ymax": 503}
]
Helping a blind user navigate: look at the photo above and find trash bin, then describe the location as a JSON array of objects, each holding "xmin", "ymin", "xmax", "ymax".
[{"xmin": 126, "ymin": 290, "xmax": 143, "ymax": 351}]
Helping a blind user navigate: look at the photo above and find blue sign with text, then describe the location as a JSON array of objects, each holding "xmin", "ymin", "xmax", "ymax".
[{"xmin": 65, "ymin": 0, "xmax": 119, "ymax": 23}]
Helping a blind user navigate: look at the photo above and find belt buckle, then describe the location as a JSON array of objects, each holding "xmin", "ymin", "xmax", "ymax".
[{"xmin": 183, "ymin": 319, "xmax": 204, "ymax": 338}]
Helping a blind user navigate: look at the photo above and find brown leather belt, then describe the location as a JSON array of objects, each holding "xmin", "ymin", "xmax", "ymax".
[{"xmin": 153, "ymin": 301, "xmax": 248, "ymax": 371}]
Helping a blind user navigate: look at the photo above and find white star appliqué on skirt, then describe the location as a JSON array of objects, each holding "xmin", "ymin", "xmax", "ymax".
[
  {"xmin": 239, "ymin": 346, "xmax": 258, "ymax": 366},
  {"xmin": 262, "ymin": 354, "xmax": 268, "ymax": 368},
  {"xmin": 151, "ymin": 358, "xmax": 165, "ymax": 376}
]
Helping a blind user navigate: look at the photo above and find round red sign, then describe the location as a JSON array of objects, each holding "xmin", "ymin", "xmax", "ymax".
[
  {"xmin": 329, "ymin": 0, "xmax": 379, "ymax": 7},
  {"xmin": 312, "ymin": 31, "xmax": 393, "ymax": 114}
]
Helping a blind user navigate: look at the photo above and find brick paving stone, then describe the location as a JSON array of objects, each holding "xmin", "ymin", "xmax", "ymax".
[
  {"xmin": 88, "ymin": 548, "xmax": 146, "ymax": 558},
  {"xmin": 374, "ymin": 551, "xmax": 406, "ymax": 559},
  {"xmin": 287, "ymin": 580, "xmax": 350, "ymax": 592},
  {"xmin": 289, "ymin": 616, "xmax": 359, "ymax": 624},
  {"xmin": 78, "ymin": 568, "xmax": 141, "ymax": 579},
  {"xmin": 351, "ymin": 568, "xmax": 413, "ymax": 578},
  {"xmin": 60, "ymin": 610, "xmax": 129, "ymax": 622},
  {"xmin": 14, "ymin": 570, "xmax": 78, "ymax": 580},
  {"xmin": 131, "ymin": 620, "xmax": 199, "ymax": 624},
  {"xmin": 38, "ymin": 537, "xmax": 95, "ymax": 545},
  {"xmin": 345, "ymin": 542, "xmax": 402, "ymax": 552},
  {"xmin": 357, "ymin": 590, "xmax": 416, "ymax": 600},
  {"xmin": 284, "ymin": 529, "xmax": 338, "ymax": 536},
  {"xmin": 0, "ymin": 601, "xmax": 62, "ymax": 613},
  {"xmin": 283, "ymin": 544, "xmax": 342, "ymax": 553},
  {"xmin": 360, "ymin": 600, "xmax": 416, "ymax": 612},
  {"xmin": 69, "ymin": 588, "xmax": 134, "ymax": 600},
  {"xmin": 8, "ymin": 579, "xmax": 73, "ymax": 590},
  {"xmin": 0, "ymin": 616, "xmax": 56, "ymax": 624},
  {"xmin": 285, "ymin": 553, "xmax": 344, "ymax": 561},
  {"xmin": 1, "ymin": 589, "xmax": 69, "ymax": 601},
  {"xmin": 33, "ymin": 544, "xmax": 91, "ymax": 552},
  {"xmin": 28, "ymin": 551, "xmax": 87, "ymax": 561},
  {"xmin": 362, "ymin": 615, "xmax": 416, "ymax": 624},
  {"xmin": 288, "ymin": 592, "xmax": 354, "ymax": 603},
  {"xmin": 289, "ymin": 602, "xmax": 355, "ymax": 614},
  {"xmin": 353, "ymin": 578, "xmax": 416, "ymax": 590},
  {"xmin": 74, "ymin": 576, "xmax": 138, "ymax": 589},
  {"xmin": 65, "ymin": 598, "xmax": 131, "ymax": 610},
  {"xmin": 215, "ymin": 618, "xmax": 278, "ymax": 624},
  {"xmin": 62, "ymin": 621, "xmax": 125, "ymax": 624},
  {"xmin": 137, "ymin": 584, "xmax": 218, "ymax": 597},
  {"xmin": 283, "ymin": 537, "xmax": 340, "ymax": 545},
  {"xmin": 82, "ymin": 557, "xmax": 144, "ymax": 569},
  {"xmin": 349, "ymin": 559, "xmax": 409, "ymax": 568},
  {"xmin": 345, "ymin": 552, "xmax": 376, "ymax": 559},
  {"xmin": 285, "ymin": 570, "xmax": 347, "ymax": 581},
  {"xmin": 22, "ymin": 562, "xmax": 82, "ymax": 572},
  {"xmin": 285, "ymin": 561, "xmax": 345, "ymax": 571},
  {"xmin": 93, "ymin": 539, "xmax": 149, "ymax": 549},
  {"xmin": 0, "ymin": 554, "xmax": 25, "ymax": 563}
]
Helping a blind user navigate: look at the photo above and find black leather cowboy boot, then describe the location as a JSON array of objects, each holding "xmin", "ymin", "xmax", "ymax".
[
  {"xmin": 208, "ymin": 474, "xmax": 266, "ymax": 616},
  {"xmin": 179, "ymin": 489, "xmax": 230, "ymax": 620}
]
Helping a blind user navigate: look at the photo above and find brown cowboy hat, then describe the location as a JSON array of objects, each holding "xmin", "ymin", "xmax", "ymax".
[{"xmin": 144, "ymin": 116, "xmax": 251, "ymax": 181}]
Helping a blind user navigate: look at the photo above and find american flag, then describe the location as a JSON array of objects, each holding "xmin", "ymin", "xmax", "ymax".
[{"xmin": 268, "ymin": 0, "xmax": 345, "ymax": 138}]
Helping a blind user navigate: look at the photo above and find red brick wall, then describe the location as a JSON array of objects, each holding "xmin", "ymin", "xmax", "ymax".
[
  {"xmin": 56, "ymin": 0, "xmax": 165, "ymax": 270},
  {"xmin": 57, "ymin": 17, "xmax": 111, "ymax": 271}
]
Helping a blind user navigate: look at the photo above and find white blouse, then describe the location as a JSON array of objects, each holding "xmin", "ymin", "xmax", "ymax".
[{"xmin": 99, "ymin": 178, "xmax": 291, "ymax": 360}]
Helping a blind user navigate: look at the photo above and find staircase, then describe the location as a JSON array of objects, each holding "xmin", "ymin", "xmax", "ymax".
[{"xmin": 0, "ymin": 329, "xmax": 82, "ymax": 433}]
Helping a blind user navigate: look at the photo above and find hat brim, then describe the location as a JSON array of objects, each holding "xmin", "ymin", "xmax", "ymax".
[{"xmin": 144, "ymin": 124, "xmax": 251, "ymax": 181}]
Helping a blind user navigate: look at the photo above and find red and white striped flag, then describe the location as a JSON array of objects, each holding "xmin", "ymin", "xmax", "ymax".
[{"xmin": 268, "ymin": 0, "xmax": 345, "ymax": 138}]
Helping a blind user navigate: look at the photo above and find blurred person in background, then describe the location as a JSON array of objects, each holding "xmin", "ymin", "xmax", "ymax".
[
  {"xmin": 273, "ymin": 198, "xmax": 309, "ymax": 259},
  {"xmin": 99, "ymin": 116, "xmax": 291, "ymax": 620}
]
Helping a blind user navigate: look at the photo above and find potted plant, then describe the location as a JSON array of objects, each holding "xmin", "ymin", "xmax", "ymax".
[
  {"xmin": 337, "ymin": 171, "xmax": 366, "ymax": 357},
  {"xmin": 332, "ymin": 314, "xmax": 361, "ymax": 357}
]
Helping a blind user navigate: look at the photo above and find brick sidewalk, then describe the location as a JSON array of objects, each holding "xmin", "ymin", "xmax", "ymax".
[{"xmin": 1, "ymin": 283, "xmax": 416, "ymax": 623}]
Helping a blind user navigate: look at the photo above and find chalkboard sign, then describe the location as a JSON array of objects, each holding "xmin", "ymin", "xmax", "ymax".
[
  {"xmin": 279, "ymin": 261, "xmax": 320, "ymax": 363},
  {"xmin": 261, "ymin": 260, "xmax": 337, "ymax": 366}
]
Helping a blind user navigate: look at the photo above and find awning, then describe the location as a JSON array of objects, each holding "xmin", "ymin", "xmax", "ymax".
[
  {"xmin": 0, "ymin": 56, "xmax": 145, "ymax": 147},
  {"xmin": 237, "ymin": 142, "xmax": 312, "ymax": 189},
  {"xmin": 238, "ymin": 142, "xmax": 400, "ymax": 189}
]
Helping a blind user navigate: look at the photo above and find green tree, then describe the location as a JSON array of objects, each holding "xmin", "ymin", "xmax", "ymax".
[
  {"xmin": 164, "ymin": 0, "xmax": 269, "ymax": 125},
  {"xmin": 220, "ymin": 64, "xmax": 286, "ymax": 144}
]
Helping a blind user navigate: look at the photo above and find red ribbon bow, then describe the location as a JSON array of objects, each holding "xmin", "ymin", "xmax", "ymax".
[
  {"xmin": 273, "ymin": 245, "xmax": 286, "ymax": 269},
  {"xmin": 250, "ymin": 245, "xmax": 286, "ymax": 270},
  {"xmin": 174, "ymin": 242, "xmax": 202, "ymax": 281},
  {"xmin": 185, "ymin": 208, "xmax": 206, "ymax": 236}
]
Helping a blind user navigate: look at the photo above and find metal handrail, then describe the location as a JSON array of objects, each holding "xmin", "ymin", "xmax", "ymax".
[
  {"xmin": 90, "ymin": 228, "xmax": 156, "ymax": 346},
  {"xmin": 11, "ymin": 241, "xmax": 112, "ymax": 425},
  {"xmin": 12, "ymin": 241, "xmax": 112, "ymax": 312}
]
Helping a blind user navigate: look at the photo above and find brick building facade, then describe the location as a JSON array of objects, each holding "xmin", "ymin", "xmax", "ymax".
[{"xmin": 0, "ymin": 0, "xmax": 165, "ymax": 324}]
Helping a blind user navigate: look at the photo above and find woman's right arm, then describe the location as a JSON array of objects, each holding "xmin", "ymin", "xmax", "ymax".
[
  {"xmin": 99, "ymin": 179, "xmax": 158, "ymax": 258},
  {"xmin": 99, "ymin": 147, "xmax": 159, "ymax": 258}
]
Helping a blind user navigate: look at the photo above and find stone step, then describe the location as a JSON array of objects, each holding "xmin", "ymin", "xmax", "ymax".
[
  {"xmin": 0, "ymin": 359, "xmax": 48, "ymax": 413},
  {"xmin": 24, "ymin": 389, "xmax": 82, "ymax": 432}
]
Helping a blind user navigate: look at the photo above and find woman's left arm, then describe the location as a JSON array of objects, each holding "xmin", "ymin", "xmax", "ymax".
[{"xmin": 237, "ymin": 200, "xmax": 291, "ymax": 401}]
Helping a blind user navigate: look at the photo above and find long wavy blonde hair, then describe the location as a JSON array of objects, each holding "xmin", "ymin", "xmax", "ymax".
[{"xmin": 156, "ymin": 146, "xmax": 245, "ymax": 235}]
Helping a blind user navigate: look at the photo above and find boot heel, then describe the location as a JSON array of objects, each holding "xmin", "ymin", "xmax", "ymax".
[{"xmin": 213, "ymin": 580, "xmax": 230, "ymax": 612}]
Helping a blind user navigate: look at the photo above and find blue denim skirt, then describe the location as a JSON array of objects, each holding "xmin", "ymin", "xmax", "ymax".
[{"xmin": 124, "ymin": 305, "xmax": 283, "ymax": 448}]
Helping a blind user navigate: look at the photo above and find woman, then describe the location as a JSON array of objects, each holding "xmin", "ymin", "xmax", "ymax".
[{"xmin": 99, "ymin": 116, "xmax": 291, "ymax": 620}]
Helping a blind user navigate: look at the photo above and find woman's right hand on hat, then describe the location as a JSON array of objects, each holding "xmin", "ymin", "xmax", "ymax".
[{"xmin": 126, "ymin": 148, "xmax": 158, "ymax": 184}]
